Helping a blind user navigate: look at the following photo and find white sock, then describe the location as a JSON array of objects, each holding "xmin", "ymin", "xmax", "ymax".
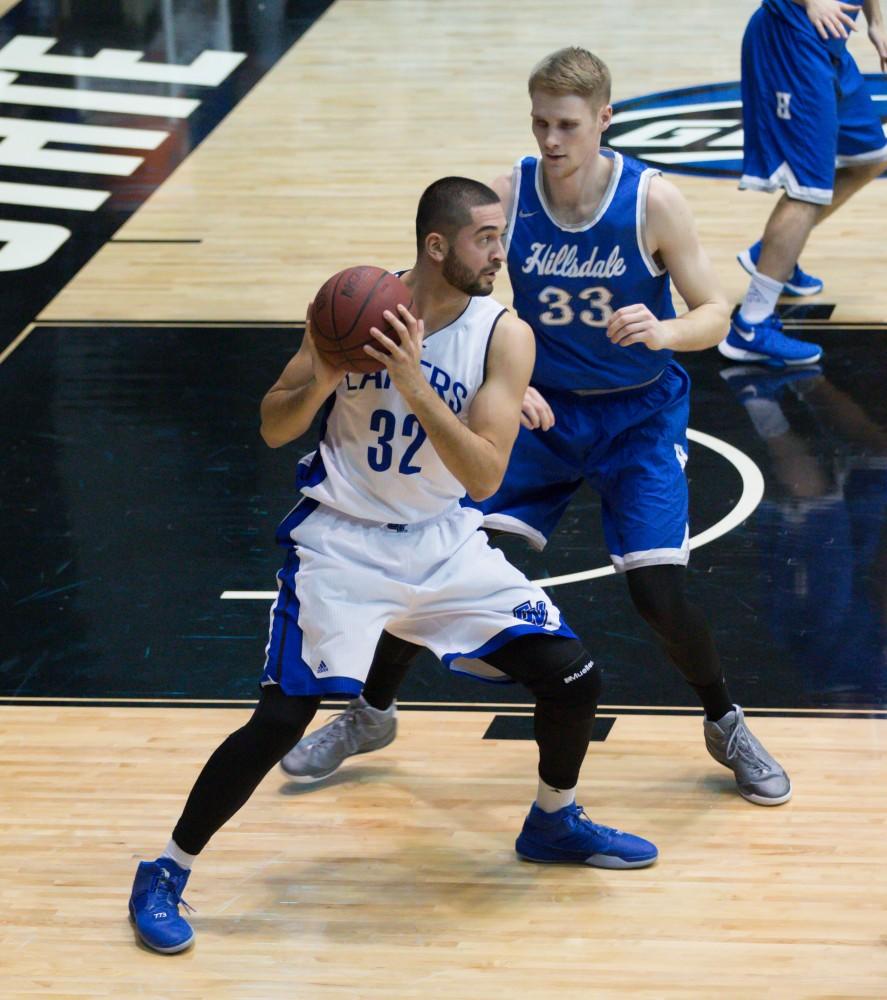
[
  {"xmin": 743, "ymin": 398, "xmax": 790, "ymax": 439},
  {"xmin": 740, "ymin": 270, "xmax": 783, "ymax": 324},
  {"xmin": 535, "ymin": 779, "xmax": 577, "ymax": 813},
  {"xmin": 162, "ymin": 838, "xmax": 197, "ymax": 871}
]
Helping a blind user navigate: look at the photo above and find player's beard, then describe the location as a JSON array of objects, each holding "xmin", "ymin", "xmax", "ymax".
[{"xmin": 442, "ymin": 247, "xmax": 494, "ymax": 296}]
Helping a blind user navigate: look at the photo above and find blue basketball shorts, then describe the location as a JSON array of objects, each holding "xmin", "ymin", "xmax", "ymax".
[
  {"xmin": 739, "ymin": 7, "xmax": 887, "ymax": 204},
  {"xmin": 473, "ymin": 362, "xmax": 691, "ymax": 571},
  {"xmin": 260, "ymin": 500, "xmax": 575, "ymax": 696}
]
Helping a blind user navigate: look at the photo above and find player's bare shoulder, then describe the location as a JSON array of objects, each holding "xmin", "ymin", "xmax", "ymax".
[
  {"xmin": 644, "ymin": 172, "xmax": 699, "ymax": 254},
  {"xmin": 493, "ymin": 309, "xmax": 533, "ymax": 345},
  {"xmin": 491, "ymin": 172, "xmax": 514, "ymax": 206},
  {"xmin": 486, "ymin": 309, "xmax": 535, "ymax": 384}
]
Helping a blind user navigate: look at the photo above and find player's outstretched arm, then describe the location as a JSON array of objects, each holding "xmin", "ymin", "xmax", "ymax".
[
  {"xmin": 260, "ymin": 306, "xmax": 343, "ymax": 448},
  {"xmin": 630, "ymin": 174, "xmax": 730, "ymax": 353},
  {"xmin": 367, "ymin": 304, "xmax": 533, "ymax": 500}
]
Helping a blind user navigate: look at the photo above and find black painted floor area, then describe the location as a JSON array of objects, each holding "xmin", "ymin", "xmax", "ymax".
[{"xmin": 2, "ymin": 323, "xmax": 885, "ymax": 711}]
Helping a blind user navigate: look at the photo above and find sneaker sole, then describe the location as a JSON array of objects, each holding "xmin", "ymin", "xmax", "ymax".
[
  {"xmin": 783, "ymin": 279, "xmax": 822, "ymax": 297},
  {"xmin": 279, "ymin": 729, "xmax": 397, "ymax": 783},
  {"xmin": 736, "ymin": 251, "xmax": 823, "ymax": 297},
  {"xmin": 717, "ymin": 338, "xmax": 822, "ymax": 367},
  {"xmin": 739, "ymin": 783, "xmax": 793, "ymax": 807},
  {"xmin": 706, "ymin": 748, "xmax": 794, "ymax": 807},
  {"xmin": 516, "ymin": 849, "xmax": 658, "ymax": 870},
  {"xmin": 129, "ymin": 912, "xmax": 195, "ymax": 954}
]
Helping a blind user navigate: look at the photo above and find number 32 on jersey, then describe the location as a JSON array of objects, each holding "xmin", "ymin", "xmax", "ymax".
[
  {"xmin": 367, "ymin": 409, "xmax": 426, "ymax": 475},
  {"xmin": 538, "ymin": 284, "xmax": 613, "ymax": 327}
]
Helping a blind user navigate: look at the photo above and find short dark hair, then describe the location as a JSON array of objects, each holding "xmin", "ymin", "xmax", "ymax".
[{"xmin": 415, "ymin": 176, "xmax": 500, "ymax": 254}]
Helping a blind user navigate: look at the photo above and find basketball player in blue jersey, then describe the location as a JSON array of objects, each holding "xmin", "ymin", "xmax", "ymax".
[
  {"xmin": 721, "ymin": 0, "xmax": 887, "ymax": 366},
  {"xmin": 127, "ymin": 176, "xmax": 658, "ymax": 956},
  {"xmin": 284, "ymin": 49, "xmax": 792, "ymax": 810}
]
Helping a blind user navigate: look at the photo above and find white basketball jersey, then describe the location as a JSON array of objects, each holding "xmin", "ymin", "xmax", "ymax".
[{"xmin": 298, "ymin": 294, "xmax": 508, "ymax": 524}]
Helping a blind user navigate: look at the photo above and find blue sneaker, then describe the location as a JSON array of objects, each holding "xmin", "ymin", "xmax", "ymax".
[
  {"xmin": 738, "ymin": 240, "xmax": 824, "ymax": 297},
  {"xmin": 718, "ymin": 313, "xmax": 822, "ymax": 367},
  {"xmin": 129, "ymin": 858, "xmax": 195, "ymax": 953},
  {"xmin": 515, "ymin": 803, "xmax": 658, "ymax": 869}
]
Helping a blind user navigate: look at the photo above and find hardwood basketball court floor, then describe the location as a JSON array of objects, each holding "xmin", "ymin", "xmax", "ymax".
[{"xmin": 0, "ymin": 2, "xmax": 885, "ymax": 997}]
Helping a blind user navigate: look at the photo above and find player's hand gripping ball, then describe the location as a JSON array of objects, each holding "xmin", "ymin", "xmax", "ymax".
[{"xmin": 310, "ymin": 266, "xmax": 413, "ymax": 373}]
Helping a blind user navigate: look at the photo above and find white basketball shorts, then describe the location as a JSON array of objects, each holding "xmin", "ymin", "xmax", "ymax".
[{"xmin": 260, "ymin": 499, "xmax": 576, "ymax": 696}]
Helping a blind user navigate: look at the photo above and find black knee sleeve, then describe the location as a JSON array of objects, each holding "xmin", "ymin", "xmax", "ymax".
[
  {"xmin": 532, "ymin": 654, "xmax": 601, "ymax": 791},
  {"xmin": 481, "ymin": 634, "xmax": 594, "ymax": 690},
  {"xmin": 482, "ymin": 635, "xmax": 601, "ymax": 792},
  {"xmin": 526, "ymin": 650, "xmax": 602, "ymax": 707}
]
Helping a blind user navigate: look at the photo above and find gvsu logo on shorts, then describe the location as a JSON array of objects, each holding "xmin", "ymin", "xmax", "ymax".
[
  {"xmin": 606, "ymin": 78, "xmax": 887, "ymax": 178},
  {"xmin": 513, "ymin": 600, "xmax": 549, "ymax": 627}
]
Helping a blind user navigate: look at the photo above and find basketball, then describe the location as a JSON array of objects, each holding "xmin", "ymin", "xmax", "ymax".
[{"xmin": 309, "ymin": 265, "xmax": 413, "ymax": 373}]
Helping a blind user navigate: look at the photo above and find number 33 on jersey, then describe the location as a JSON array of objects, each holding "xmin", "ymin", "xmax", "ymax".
[{"xmin": 507, "ymin": 151, "xmax": 677, "ymax": 392}]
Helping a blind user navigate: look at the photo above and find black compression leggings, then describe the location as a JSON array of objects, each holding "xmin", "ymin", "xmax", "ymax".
[
  {"xmin": 625, "ymin": 563, "xmax": 733, "ymax": 719},
  {"xmin": 172, "ymin": 633, "xmax": 600, "ymax": 856},
  {"xmin": 171, "ymin": 687, "xmax": 320, "ymax": 856},
  {"xmin": 366, "ymin": 631, "xmax": 600, "ymax": 791},
  {"xmin": 625, "ymin": 563, "xmax": 723, "ymax": 687}
]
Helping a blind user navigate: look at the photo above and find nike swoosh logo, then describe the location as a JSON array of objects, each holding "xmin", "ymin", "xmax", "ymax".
[
  {"xmin": 736, "ymin": 329, "xmax": 755, "ymax": 342},
  {"xmin": 518, "ymin": 210, "xmax": 537, "ymax": 218}
]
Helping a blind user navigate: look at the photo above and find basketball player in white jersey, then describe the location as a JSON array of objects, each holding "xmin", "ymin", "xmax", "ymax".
[
  {"xmin": 127, "ymin": 176, "xmax": 658, "ymax": 956},
  {"xmin": 284, "ymin": 49, "xmax": 792, "ymax": 810}
]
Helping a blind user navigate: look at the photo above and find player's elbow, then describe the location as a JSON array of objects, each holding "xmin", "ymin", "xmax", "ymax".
[
  {"xmin": 466, "ymin": 467, "xmax": 506, "ymax": 502},
  {"xmin": 704, "ymin": 295, "xmax": 730, "ymax": 347},
  {"xmin": 467, "ymin": 483, "xmax": 497, "ymax": 503},
  {"xmin": 260, "ymin": 421, "xmax": 291, "ymax": 449}
]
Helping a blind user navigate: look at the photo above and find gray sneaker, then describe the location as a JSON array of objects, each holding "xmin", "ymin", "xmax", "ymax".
[
  {"xmin": 704, "ymin": 704, "xmax": 792, "ymax": 805},
  {"xmin": 280, "ymin": 696, "xmax": 397, "ymax": 783}
]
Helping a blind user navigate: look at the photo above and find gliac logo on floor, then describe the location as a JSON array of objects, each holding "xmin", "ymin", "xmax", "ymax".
[{"xmin": 606, "ymin": 78, "xmax": 887, "ymax": 177}]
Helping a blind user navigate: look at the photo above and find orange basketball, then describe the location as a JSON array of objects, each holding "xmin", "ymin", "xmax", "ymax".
[{"xmin": 309, "ymin": 266, "xmax": 413, "ymax": 373}]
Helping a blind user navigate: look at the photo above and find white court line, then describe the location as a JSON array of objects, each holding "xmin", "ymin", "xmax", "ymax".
[
  {"xmin": 220, "ymin": 427, "xmax": 765, "ymax": 598},
  {"xmin": 0, "ymin": 322, "xmax": 35, "ymax": 366}
]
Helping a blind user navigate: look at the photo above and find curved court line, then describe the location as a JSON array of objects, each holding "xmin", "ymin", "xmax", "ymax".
[
  {"xmin": 526, "ymin": 428, "xmax": 765, "ymax": 589},
  {"xmin": 220, "ymin": 428, "xmax": 764, "ymax": 599}
]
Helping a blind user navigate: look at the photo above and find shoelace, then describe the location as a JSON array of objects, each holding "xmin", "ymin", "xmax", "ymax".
[
  {"xmin": 566, "ymin": 805, "xmax": 623, "ymax": 839},
  {"xmin": 312, "ymin": 707, "xmax": 364, "ymax": 750},
  {"xmin": 152, "ymin": 871, "xmax": 195, "ymax": 915},
  {"xmin": 725, "ymin": 722, "xmax": 774, "ymax": 779}
]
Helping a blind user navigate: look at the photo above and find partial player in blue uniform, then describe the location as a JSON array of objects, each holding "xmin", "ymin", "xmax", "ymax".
[
  {"xmin": 285, "ymin": 49, "xmax": 793, "ymax": 810},
  {"xmin": 722, "ymin": 0, "xmax": 887, "ymax": 366},
  {"xmin": 126, "ymin": 176, "xmax": 658, "ymax": 955}
]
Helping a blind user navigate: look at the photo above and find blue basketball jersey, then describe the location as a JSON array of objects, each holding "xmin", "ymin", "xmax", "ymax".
[{"xmin": 506, "ymin": 150, "xmax": 676, "ymax": 393}]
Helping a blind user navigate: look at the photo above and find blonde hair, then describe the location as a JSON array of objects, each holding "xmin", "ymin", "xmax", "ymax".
[{"xmin": 528, "ymin": 47, "xmax": 611, "ymax": 107}]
